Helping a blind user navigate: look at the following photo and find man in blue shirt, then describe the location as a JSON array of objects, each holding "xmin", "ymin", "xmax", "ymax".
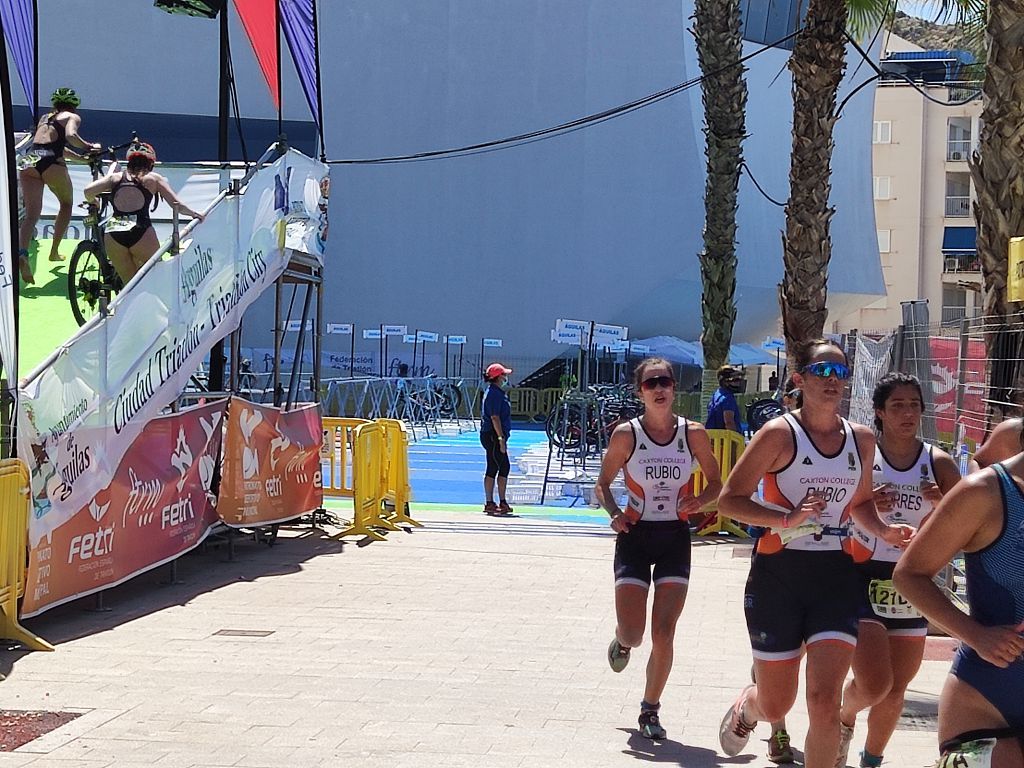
[{"xmin": 706, "ymin": 365, "xmax": 744, "ymax": 434}]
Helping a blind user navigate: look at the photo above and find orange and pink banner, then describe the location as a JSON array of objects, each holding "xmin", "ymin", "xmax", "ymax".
[
  {"xmin": 217, "ymin": 398, "xmax": 323, "ymax": 527},
  {"xmin": 929, "ymin": 336, "xmax": 986, "ymax": 444},
  {"xmin": 21, "ymin": 402, "xmax": 226, "ymax": 618}
]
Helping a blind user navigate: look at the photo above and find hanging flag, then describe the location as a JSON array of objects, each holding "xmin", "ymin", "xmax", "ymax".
[
  {"xmin": 234, "ymin": 0, "xmax": 279, "ymax": 108},
  {"xmin": 0, "ymin": 0, "xmax": 36, "ymax": 118},
  {"xmin": 279, "ymin": 0, "xmax": 318, "ymax": 127},
  {"xmin": 0, "ymin": 31, "xmax": 19, "ymax": 433}
]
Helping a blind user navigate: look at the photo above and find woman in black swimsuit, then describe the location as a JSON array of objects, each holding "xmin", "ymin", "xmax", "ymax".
[
  {"xmin": 17, "ymin": 87, "xmax": 101, "ymax": 283},
  {"xmin": 84, "ymin": 141, "xmax": 205, "ymax": 284}
]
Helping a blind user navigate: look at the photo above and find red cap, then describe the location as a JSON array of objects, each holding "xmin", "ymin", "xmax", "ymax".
[{"xmin": 485, "ymin": 363, "xmax": 512, "ymax": 380}]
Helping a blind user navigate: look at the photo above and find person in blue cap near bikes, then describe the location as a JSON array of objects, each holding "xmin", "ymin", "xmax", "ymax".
[{"xmin": 17, "ymin": 87, "xmax": 101, "ymax": 284}]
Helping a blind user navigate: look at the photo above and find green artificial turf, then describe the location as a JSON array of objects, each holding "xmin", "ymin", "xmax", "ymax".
[{"xmin": 18, "ymin": 239, "xmax": 83, "ymax": 377}]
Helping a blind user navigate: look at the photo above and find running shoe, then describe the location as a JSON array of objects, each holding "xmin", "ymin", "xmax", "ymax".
[
  {"xmin": 767, "ymin": 728, "xmax": 795, "ymax": 764},
  {"xmin": 859, "ymin": 751, "xmax": 883, "ymax": 768},
  {"xmin": 638, "ymin": 709, "xmax": 667, "ymax": 740},
  {"xmin": 719, "ymin": 684, "xmax": 757, "ymax": 756},
  {"xmin": 835, "ymin": 723, "xmax": 855, "ymax": 768},
  {"xmin": 607, "ymin": 638, "xmax": 630, "ymax": 672},
  {"xmin": 483, "ymin": 501, "xmax": 498, "ymax": 515},
  {"xmin": 497, "ymin": 500, "xmax": 514, "ymax": 515}
]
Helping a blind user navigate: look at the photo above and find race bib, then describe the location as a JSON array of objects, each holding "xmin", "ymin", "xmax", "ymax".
[
  {"xmin": 104, "ymin": 216, "xmax": 136, "ymax": 233},
  {"xmin": 774, "ymin": 521, "xmax": 822, "ymax": 546},
  {"xmin": 936, "ymin": 738, "xmax": 996, "ymax": 768},
  {"xmin": 16, "ymin": 151, "xmax": 40, "ymax": 170},
  {"xmin": 869, "ymin": 578, "xmax": 922, "ymax": 619}
]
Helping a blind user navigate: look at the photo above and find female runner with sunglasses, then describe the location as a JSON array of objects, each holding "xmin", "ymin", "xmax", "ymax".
[
  {"xmin": 595, "ymin": 357, "xmax": 722, "ymax": 741},
  {"xmin": 717, "ymin": 340, "xmax": 913, "ymax": 768},
  {"xmin": 836, "ymin": 373, "xmax": 960, "ymax": 768}
]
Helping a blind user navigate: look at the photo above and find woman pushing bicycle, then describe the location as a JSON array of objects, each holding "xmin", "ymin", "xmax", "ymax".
[
  {"xmin": 83, "ymin": 141, "xmax": 205, "ymax": 284},
  {"xmin": 18, "ymin": 87, "xmax": 102, "ymax": 283}
]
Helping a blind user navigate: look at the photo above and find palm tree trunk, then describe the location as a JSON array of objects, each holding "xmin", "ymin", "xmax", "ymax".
[
  {"xmin": 971, "ymin": 0, "xmax": 1024, "ymax": 419},
  {"xmin": 779, "ymin": 0, "xmax": 849, "ymax": 367},
  {"xmin": 694, "ymin": 0, "xmax": 747, "ymax": 372},
  {"xmin": 972, "ymin": 0, "xmax": 1024, "ymax": 321}
]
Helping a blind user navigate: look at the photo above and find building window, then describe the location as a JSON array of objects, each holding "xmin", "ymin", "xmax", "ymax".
[
  {"xmin": 877, "ymin": 229, "xmax": 891, "ymax": 253},
  {"xmin": 873, "ymin": 176, "xmax": 892, "ymax": 200},
  {"xmin": 873, "ymin": 121, "xmax": 892, "ymax": 144}
]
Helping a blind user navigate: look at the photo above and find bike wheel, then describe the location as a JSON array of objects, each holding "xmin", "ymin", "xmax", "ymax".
[
  {"xmin": 545, "ymin": 402, "xmax": 583, "ymax": 450},
  {"xmin": 68, "ymin": 240, "xmax": 105, "ymax": 326},
  {"xmin": 437, "ymin": 383, "xmax": 461, "ymax": 418}
]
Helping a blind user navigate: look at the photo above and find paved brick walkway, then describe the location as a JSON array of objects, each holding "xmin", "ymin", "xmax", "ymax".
[{"xmin": 0, "ymin": 511, "xmax": 948, "ymax": 767}]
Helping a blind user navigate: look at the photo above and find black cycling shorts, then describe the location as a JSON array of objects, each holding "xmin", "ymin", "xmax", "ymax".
[
  {"xmin": 480, "ymin": 430, "xmax": 510, "ymax": 478},
  {"xmin": 745, "ymin": 548, "xmax": 861, "ymax": 661},
  {"xmin": 856, "ymin": 559, "xmax": 929, "ymax": 637},
  {"xmin": 613, "ymin": 520, "xmax": 691, "ymax": 589}
]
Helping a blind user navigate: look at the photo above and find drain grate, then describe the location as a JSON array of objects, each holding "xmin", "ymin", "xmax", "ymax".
[
  {"xmin": 0, "ymin": 710, "xmax": 82, "ymax": 751},
  {"xmin": 212, "ymin": 629, "xmax": 275, "ymax": 637}
]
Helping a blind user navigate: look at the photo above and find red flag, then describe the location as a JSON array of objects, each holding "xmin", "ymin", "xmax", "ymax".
[{"xmin": 234, "ymin": 0, "xmax": 279, "ymax": 108}]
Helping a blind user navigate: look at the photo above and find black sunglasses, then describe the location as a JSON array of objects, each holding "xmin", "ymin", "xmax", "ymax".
[
  {"xmin": 801, "ymin": 361, "xmax": 851, "ymax": 380},
  {"xmin": 641, "ymin": 375, "xmax": 675, "ymax": 391}
]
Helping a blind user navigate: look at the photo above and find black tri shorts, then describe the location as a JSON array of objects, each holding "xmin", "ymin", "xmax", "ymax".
[
  {"xmin": 745, "ymin": 548, "xmax": 861, "ymax": 661},
  {"xmin": 856, "ymin": 559, "xmax": 929, "ymax": 637},
  {"xmin": 613, "ymin": 520, "xmax": 691, "ymax": 589}
]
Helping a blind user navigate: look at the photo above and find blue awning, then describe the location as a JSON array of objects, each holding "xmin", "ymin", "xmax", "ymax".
[{"xmin": 942, "ymin": 226, "xmax": 976, "ymax": 253}]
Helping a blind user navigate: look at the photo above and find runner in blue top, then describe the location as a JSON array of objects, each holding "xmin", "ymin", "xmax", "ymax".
[
  {"xmin": 895, "ymin": 431, "xmax": 1024, "ymax": 768},
  {"xmin": 706, "ymin": 365, "xmax": 745, "ymax": 434},
  {"xmin": 480, "ymin": 362, "xmax": 513, "ymax": 515}
]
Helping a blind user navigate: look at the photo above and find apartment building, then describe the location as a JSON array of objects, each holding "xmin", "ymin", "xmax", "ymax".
[{"xmin": 838, "ymin": 33, "xmax": 982, "ymax": 333}]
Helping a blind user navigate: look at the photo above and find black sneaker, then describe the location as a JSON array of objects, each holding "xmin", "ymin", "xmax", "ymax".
[{"xmin": 638, "ymin": 710, "xmax": 667, "ymax": 740}]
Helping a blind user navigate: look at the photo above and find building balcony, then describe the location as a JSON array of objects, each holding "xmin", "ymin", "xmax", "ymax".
[
  {"xmin": 945, "ymin": 196, "xmax": 971, "ymax": 217},
  {"xmin": 943, "ymin": 253, "xmax": 981, "ymax": 274},
  {"xmin": 940, "ymin": 305, "xmax": 982, "ymax": 326},
  {"xmin": 946, "ymin": 140, "xmax": 972, "ymax": 161}
]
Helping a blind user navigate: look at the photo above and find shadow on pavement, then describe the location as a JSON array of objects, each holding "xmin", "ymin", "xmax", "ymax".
[
  {"xmin": 1, "ymin": 523, "xmax": 349, "ymax": 677},
  {"xmin": 620, "ymin": 728, "xmax": 758, "ymax": 766}
]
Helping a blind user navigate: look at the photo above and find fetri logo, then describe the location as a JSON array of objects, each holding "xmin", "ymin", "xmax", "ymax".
[
  {"xmin": 88, "ymin": 498, "xmax": 110, "ymax": 523},
  {"xmin": 68, "ymin": 526, "xmax": 114, "ymax": 563}
]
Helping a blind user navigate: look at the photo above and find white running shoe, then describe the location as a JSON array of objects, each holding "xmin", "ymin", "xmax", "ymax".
[
  {"xmin": 835, "ymin": 722, "xmax": 855, "ymax": 768},
  {"xmin": 607, "ymin": 638, "xmax": 630, "ymax": 672},
  {"xmin": 719, "ymin": 684, "xmax": 757, "ymax": 757}
]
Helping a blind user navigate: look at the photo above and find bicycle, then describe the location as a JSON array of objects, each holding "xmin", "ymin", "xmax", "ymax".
[{"xmin": 66, "ymin": 135, "xmax": 140, "ymax": 326}]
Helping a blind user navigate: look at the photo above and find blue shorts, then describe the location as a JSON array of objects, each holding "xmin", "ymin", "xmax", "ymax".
[
  {"xmin": 952, "ymin": 647, "xmax": 1024, "ymax": 731},
  {"xmin": 613, "ymin": 520, "xmax": 691, "ymax": 589},
  {"xmin": 745, "ymin": 548, "xmax": 861, "ymax": 661}
]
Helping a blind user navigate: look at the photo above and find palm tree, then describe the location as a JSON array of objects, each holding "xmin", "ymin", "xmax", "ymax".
[
  {"xmin": 694, "ymin": 0, "xmax": 747, "ymax": 373},
  {"xmin": 779, "ymin": 0, "xmax": 895, "ymax": 363},
  {"xmin": 970, "ymin": 1, "xmax": 1023, "ymax": 323}
]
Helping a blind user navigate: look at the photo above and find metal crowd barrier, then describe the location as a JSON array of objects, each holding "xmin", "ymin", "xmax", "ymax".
[{"xmin": 322, "ymin": 377, "xmax": 478, "ymax": 441}]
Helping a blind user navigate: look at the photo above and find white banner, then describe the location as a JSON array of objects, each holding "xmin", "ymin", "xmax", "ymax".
[
  {"xmin": 482, "ymin": 338, "xmax": 503, "ymax": 348},
  {"xmin": 326, "ymin": 323, "xmax": 353, "ymax": 335},
  {"xmin": 383, "ymin": 324, "xmax": 407, "ymax": 336},
  {"xmin": 445, "ymin": 335, "xmax": 466, "ymax": 345},
  {"xmin": 0, "ymin": 78, "xmax": 16, "ymax": 420},
  {"xmin": 417, "ymin": 331, "xmax": 439, "ymax": 342},
  {"xmin": 17, "ymin": 149, "xmax": 329, "ymax": 546},
  {"xmin": 363, "ymin": 329, "xmax": 382, "ymax": 339}
]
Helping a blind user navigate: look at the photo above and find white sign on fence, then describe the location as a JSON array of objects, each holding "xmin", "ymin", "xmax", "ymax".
[
  {"xmin": 552, "ymin": 328, "xmax": 582, "ymax": 345},
  {"xmin": 445, "ymin": 335, "xmax": 467, "ymax": 345},
  {"xmin": 403, "ymin": 334, "xmax": 416, "ymax": 343},
  {"xmin": 383, "ymin": 324, "xmax": 408, "ymax": 336},
  {"xmin": 326, "ymin": 323, "xmax": 353, "ymax": 335},
  {"xmin": 285, "ymin": 319, "xmax": 313, "ymax": 332},
  {"xmin": 482, "ymin": 338, "xmax": 503, "ymax": 348},
  {"xmin": 363, "ymin": 329, "xmax": 382, "ymax": 339},
  {"xmin": 593, "ymin": 323, "xmax": 628, "ymax": 342},
  {"xmin": 417, "ymin": 331, "xmax": 439, "ymax": 342}
]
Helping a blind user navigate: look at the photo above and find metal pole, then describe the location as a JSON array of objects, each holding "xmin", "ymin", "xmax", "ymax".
[
  {"xmin": 413, "ymin": 329, "xmax": 419, "ymax": 376},
  {"xmin": 209, "ymin": 6, "xmax": 230, "ymax": 394},
  {"xmin": 378, "ymin": 323, "xmax": 383, "ymax": 378},
  {"xmin": 350, "ymin": 322, "xmax": 355, "ymax": 378},
  {"xmin": 311, "ymin": 0, "xmax": 327, "ymax": 160},
  {"xmin": 273, "ymin": 280, "xmax": 283, "ymax": 405},
  {"xmin": 313, "ymin": 274, "xmax": 322, "ymax": 401},
  {"xmin": 445, "ymin": 338, "xmax": 450, "ymax": 378},
  {"xmin": 275, "ymin": 0, "xmax": 283, "ymax": 137}
]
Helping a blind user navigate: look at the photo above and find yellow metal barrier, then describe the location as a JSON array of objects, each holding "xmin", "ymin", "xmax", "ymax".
[
  {"xmin": 376, "ymin": 419, "xmax": 422, "ymax": 528},
  {"xmin": 333, "ymin": 422, "xmax": 398, "ymax": 541},
  {"xmin": 507, "ymin": 388, "xmax": 538, "ymax": 421},
  {"xmin": 321, "ymin": 417, "xmax": 371, "ymax": 498},
  {"xmin": 0, "ymin": 459, "xmax": 52, "ymax": 650},
  {"xmin": 691, "ymin": 429, "xmax": 748, "ymax": 538},
  {"xmin": 536, "ymin": 388, "xmax": 562, "ymax": 422}
]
